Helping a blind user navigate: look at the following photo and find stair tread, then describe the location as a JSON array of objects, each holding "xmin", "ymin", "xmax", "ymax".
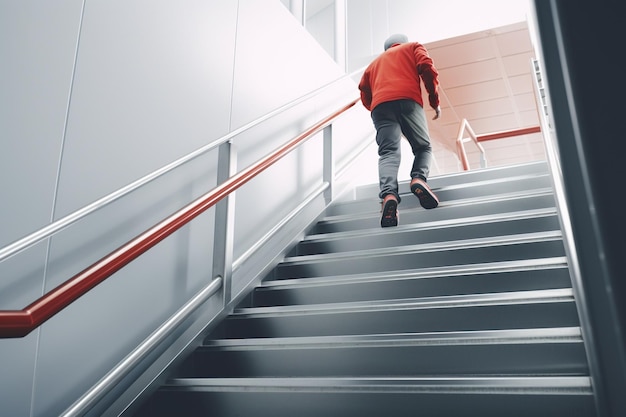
[
  {"xmin": 304, "ymin": 207, "xmax": 558, "ymax": 242},
  {"xmin": 349, "ymin": 165, "xmax": 552, "ymax": 201},
  {"xmin": 260, "ymin": 257, "xmax": 568, "ymax": 289},
  {"xmin": 323, "ymin": 187, "xmax": 555, "ymax": 221},
  {"xmin": 204, "ymin": 327, "xmax": 583, "ymax": 348},
  {"xmin": 282, "ymin": 230, "xmax": 563, "ymax": 264},
  {"xmin": 233, "ymin": 288, "xmax": 574, "ymax": 316}
]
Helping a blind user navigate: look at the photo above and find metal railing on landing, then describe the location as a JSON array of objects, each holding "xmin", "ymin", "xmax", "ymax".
[
  {"xmin": 455, "ymin": 118, "xmax": 542, "ymax": 171},
  {"xmin": 0, "ymin": 88, "xmax": 362, "ymax": 338}
]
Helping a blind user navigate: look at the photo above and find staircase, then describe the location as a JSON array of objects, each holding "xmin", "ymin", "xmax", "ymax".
[{"xmin": 130, "ymin": 161, "xmax": 597, "ymax": 416}]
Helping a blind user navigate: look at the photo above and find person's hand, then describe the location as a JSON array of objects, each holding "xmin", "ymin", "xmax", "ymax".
[{"xmin": 433, "ymin": 106, "xmax": 441, "ymax": 120}]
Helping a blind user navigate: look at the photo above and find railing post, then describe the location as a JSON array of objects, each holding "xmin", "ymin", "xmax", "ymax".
[
  {"xmin": 455, "ymin": 118, "xmax": 488, "ymax": 171},
  {"xmin": 212, "ymin": 141, "xmax": 237, "ymax": 307},
  {"xmin": 456, "ymin": 139, "xmax": 470, "ymax": 171},
  {"xmin": 323, "ymin": 124, "xmax": 334, "ymax": 202},
  {"xmin": 456, "ymin": 119, "xmax": 470, "ymax": 171}
]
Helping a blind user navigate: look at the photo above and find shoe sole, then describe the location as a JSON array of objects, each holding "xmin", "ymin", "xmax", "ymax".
[
  {"xmin": 410, "ymin": 182, "xmax": 439, "ymax": 209},
  {"xmin": 380, "ymin": 198, "xmax": 398, "ymax": 227}
]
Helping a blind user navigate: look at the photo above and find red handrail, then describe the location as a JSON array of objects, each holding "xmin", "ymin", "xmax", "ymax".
[
  {"xmin": 456, "ymin": 119, "xmax": 542, "ymax": 171},
  {"xmin": 476, "ymin": 125, "xmax": 541, "ymax": 142},
  {"xmin": 0, "ymin": 98, "xmax": 359, "ymax": 338}
]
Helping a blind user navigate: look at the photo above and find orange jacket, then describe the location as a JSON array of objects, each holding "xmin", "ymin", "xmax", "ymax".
[{"xmin": 359, "ymin": 42, "xmax": 439, "ymax": 112}]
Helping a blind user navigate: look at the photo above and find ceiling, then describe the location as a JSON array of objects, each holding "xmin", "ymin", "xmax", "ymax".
[
  {"xmin": 290, "ymin": 0, "xmax": 547, "ymax": 175},
  {"xmin": 421, "ymin": 21, "xmax": 546, "ymax": 174}
]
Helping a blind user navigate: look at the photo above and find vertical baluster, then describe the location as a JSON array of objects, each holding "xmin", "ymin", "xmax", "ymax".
[
  {"xmin": 323, "ymin": 124, "xmax": 334, "ymax": 203},
  {"xmin": 213, "ymin": 141, "xmax": 237, "ymax": 307}
]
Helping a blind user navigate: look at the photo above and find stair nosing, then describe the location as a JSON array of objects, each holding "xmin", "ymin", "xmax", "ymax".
[
  {"xmin": 304, "ymin": 207, "xmax": 558, "ymax": 243},
  {"xmin": 322, "ymin": 187, "xmax": 555, "ymax": 223},
  {"xmin": 261, "ymin": 257, "xmax": 569, "ymax": 289},
  {"xmin": 430, "ymin": 172, "xmax": 552, "ymax": 193},
  {"xmin": 388, "ymin": 161, "xmax": 550, "ymax": 189},
  {"xmin": 232, "ymin": 288, "xmax": 574, "ymax": 317},
  {"xmin": 204, "ymin": 327, "xmax": 583, "ymax": 350},
  {"xmin": 163, "ymin": 375, "xmax": 593, "ymax": 395},
  {"xmin": 281, "ymin": 230, "xmax": 563, "ymax": 265}
]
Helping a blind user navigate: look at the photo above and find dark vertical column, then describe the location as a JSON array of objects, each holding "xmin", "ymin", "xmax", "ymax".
[{"xmin": 532, "ymin": 1, "xmax": 626, "ymax": 416}]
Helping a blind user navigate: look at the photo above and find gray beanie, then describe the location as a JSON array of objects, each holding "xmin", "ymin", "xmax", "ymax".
[{"xmin": 384, "ymin": 33, "xmax": 408, "ymax": 51}]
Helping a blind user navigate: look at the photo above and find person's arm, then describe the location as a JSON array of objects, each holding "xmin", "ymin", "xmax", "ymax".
[
  {"xmin": 414, "ymin": 44, "xmax": 440, "ymax": 112},
  {"xmin": 358, "ymin": 73, "xmax": 373, "ymax": 111}
]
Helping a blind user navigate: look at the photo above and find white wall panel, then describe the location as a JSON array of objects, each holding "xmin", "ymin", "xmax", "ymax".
[
  {"xmin": 0, "ymin": 1, "xmax": 84, "ymax": 415},
  {"xmin": 0, "ymin": 0, "xmax": 83, "ymax": 245},
  {"xmin": 54, "ymin": 0, "xmax": 236, "ymax": 216},
  {"xmin": 306, "ymin": 3, "xmax": 335, "ymax": 60},
  {"xmin": 0, "ymin": 244, "xmax": 48, "ymax": 417},
  {"xmin": 346, "ymin": 0, "xmax": 377, "ymax": 70},
  {"xmin": 230, "ymin": 0, "xmax": 343, "ymax": 129}
]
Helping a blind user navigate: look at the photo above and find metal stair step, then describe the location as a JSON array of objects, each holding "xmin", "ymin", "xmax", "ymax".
[
  {"xmin": 254, "ymin": 258, "xmax": 571, "ymax": 306},
  {"xmin": 293, "ymin": 208, "xmax": 560, "ymax": 256},
  {"xmin": 134, "ymin": 375, "xmax": 595, "ymax": 417},
  {"xmin": 419, "ymin": 173, "xmax": 553, "ymax": 203},
  {"xmin": 175, "ymin": 327, "xmax": 587, "ymax": 378},
  {"xmin": 212, "ymin": 289, "xmax": 580, "ymax": 339},
  {"xmin": 273, "ymin": 232, "xmax": 565, "ymax": 279},
  {"xmin": 314, "ymin": 189, "xmax": 556, "ymax": 233},
  {"xmin": 329, "ymin": 166, "xmax": 553, "ymax": 216},
  {"xmin": 350, "ymin": 160, "xmax": 552, "ymax": 202}
]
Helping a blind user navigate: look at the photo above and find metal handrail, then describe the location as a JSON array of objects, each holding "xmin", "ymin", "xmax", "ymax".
[
  {"xmin": 455, "ymin": 118, "xmax": 486, "ymax": 170},
  {"xmin": 0, "ymin": 68, "xmax": 365, "ymax": 264},
  {"xmin": 61, "ymin": 276, "xmax": 223, "ymax": 417},
  {"xmin": 455, "ymin": 118, "xmax": 541, "ymax": 170},
  {"xmin": 477, "ymin": 126, "xmax": 541, "ymax": 142},
  {"xmin": 0, "ymin": 98, "xmax": 359, "ymax": 338}
]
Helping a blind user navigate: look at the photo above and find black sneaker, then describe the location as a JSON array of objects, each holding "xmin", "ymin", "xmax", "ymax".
[
  {"xmin": 380, "ymin": 195, "xmax": 399, "ymax": 227},
  {"xmin": 410, "ymin": 178, "xmax": 439, "ymax": 209}
]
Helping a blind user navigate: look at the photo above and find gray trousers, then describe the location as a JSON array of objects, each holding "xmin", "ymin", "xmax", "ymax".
[{"xmin": 371, "ymin": 99, "xmax": 433, "ymax": 202}]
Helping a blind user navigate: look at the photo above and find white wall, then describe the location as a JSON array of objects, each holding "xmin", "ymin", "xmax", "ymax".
[{"xmin": 0, "ymin": 1, "xmax": 372, "ymax": 415}]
